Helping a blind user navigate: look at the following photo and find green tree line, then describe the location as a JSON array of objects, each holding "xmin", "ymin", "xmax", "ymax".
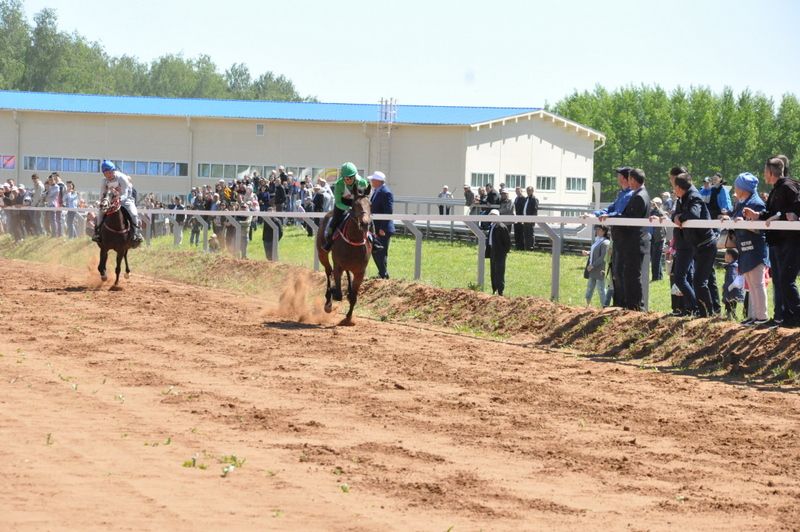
[
  {"xmin": 551, "ymin": 85, "xmax": 800, "ymax": 198},
  {"xmin": 0, "ymin": 0, "xmax": 313, "ymax": 102}
]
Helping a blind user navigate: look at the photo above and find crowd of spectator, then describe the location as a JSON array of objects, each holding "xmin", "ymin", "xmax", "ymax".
[
  {"xmin": 584, "ymin": 155, "xmax": 800, "ymax": 329},
  {"xmin": 0, "ymin": 173, "xmax": 89, "ymax": 241},
  {"xmin": 4, "ymin": 158, "xmax": 800, "ymax": 329}
]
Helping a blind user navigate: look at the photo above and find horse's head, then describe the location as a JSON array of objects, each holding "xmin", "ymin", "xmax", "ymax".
[
  {"xmin": 352, "ymin": 189, "xmax": 372, "ymax": 233},
  {"xmin": 101, "ymin": 191, "xmax": 121, "ymax": 216}
]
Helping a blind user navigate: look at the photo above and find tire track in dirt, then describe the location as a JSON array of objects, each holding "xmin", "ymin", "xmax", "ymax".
[{"xmin": 1, "ymin": 257, "xmax": 799, "ymax": 530}]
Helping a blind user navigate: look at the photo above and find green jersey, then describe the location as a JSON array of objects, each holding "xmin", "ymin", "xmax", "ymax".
[{"xmin": 333, "ymin": 175, "xmax": 369, "ymax": 211}]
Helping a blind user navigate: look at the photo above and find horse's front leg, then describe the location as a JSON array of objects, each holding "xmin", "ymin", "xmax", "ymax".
[
  {"xmin": 331, "ymin": 265, "xmax": 343, "ymax": 302},
  {"xmin": 342, "ymin": 270, "xmax": 364, "ymax": 326},
  {"xmin": 110, "ymin": 251, "xmax": 123, "ymax": 290},
  {"xmin": 123, "ymin": 250, "xmax": 130, "ymax": 279},
  {"xmin": 323, "ymin": 265, "xmax": 334, "ymax": 313},
  {"xmin": 98, "ymin": 248, "xmax": 109, "ymax": 281}
]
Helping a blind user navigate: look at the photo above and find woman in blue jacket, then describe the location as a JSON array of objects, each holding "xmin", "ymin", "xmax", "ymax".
[{"xmin": 725, "ymin": 172, "xmax": 769, "ymax": 325}]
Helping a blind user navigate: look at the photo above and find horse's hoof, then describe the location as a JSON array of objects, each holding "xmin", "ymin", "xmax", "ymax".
[
  {"xmin": 109, "ymin": 285, "xmax": 123, "ymax": 292},
  {"xmin": 124, "ymin": 273, "xmax": 130, "ymax": 279},
  {"xmin": 100, "ymin": 274, "xmax": 108, "ymax": 282},
  {"xmin": 338, "ymin": 317, "xmax": 355, "ymax": 327},
  {"xmin": 324, "ymin": 302, "xmax": 333, "ymax": 313}
]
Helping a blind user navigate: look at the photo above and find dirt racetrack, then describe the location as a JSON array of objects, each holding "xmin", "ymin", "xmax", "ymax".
[{"xmin": 1, "ymin": 257, "xmax": 799, "ymax": 531}]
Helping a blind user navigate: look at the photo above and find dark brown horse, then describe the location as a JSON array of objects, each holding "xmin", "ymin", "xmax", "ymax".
[
  {"xmin": 96, "ymin": 192, "xmax": 133, "ymax": 290},
  {"xmin": 316, "ymin": 194, "xmax": 372, "ymax": 325}
]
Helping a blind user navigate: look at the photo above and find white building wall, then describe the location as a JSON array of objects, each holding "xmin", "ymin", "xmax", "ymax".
[
  {"xmin": 465, "ymin": 116, "xmax": 596, "ymax": 205},
  {"xmin": 0, "ymin": 111, "xmax": 19, "ymax": 182},
  {"xmin": 191, "ymin": 118, "xmax": 370, "ymax": 189},
  {"xmin": 0, "ymin": 109, "xmax": 598, "ymax": 205},
  {"xmin": 382, "ymin": 125, "xmax": 466, "ymax": 197}
]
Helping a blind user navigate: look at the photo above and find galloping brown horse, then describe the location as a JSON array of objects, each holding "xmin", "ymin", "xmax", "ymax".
[
  {"xmin": 316, "ymin": 193, "xmax": 372, "ymax": 325},
  {"xmin": 97, "ymin": 192, "xmax": 133, "ymax": 290}
]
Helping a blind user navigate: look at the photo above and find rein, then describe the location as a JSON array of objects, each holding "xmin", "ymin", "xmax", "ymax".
[
  {"xmin": 335, "ymin": 214, "xmax": 369, "ymax": 247},
  {"xmin": 102, "ymin": 199, "xmax": 129, "ymax": 235}
]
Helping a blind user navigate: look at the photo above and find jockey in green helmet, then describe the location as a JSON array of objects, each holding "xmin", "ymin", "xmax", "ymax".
[{"xmin": 322, "ymin": 162, "xmax": 369, "ymax": 251}]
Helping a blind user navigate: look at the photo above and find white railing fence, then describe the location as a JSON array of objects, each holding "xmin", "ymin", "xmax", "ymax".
[{"xmin": 2, "ymin": 205, "xmax": 798, "ymax": 311}]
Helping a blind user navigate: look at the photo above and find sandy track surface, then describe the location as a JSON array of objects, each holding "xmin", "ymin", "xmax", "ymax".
[{"xmin": 1, "ymin": 258, "xmax": 799, "ymax": 531}]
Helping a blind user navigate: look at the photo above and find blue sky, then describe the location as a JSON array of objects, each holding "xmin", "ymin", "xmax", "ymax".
[{"xmin": 21, "ymin": 0, "xmax": 800, "ymax": 107}]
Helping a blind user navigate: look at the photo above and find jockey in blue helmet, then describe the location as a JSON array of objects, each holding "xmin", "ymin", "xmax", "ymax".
[{"xmin": 92, "ymin": 160, "xmax": 143, "ymax": 243}]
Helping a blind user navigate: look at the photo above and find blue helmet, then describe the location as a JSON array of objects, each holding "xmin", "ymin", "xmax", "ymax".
[{"xmin": 101, "ymin": 160, "xmax": 116, "ymax": 173}]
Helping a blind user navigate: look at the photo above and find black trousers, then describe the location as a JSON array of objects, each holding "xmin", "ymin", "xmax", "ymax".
[
  {"xmin": 777, "ymin": 241, "xmax": 800, "ymax": 322},
  {"xmin": 708, "ymin": 268, "xmax": 721, "ymax": 315},
  {"xmin": 513, "ymin": 223, "xmax": 525, "ymax": 250},
  {"xmin": 490, "ymin": 252, "xmax": 508, "ymax": 295},
  {"xmin": 611, "ymin": 239, "xmax": 625, "ymax": 307},
  {"xmin": 621, "ymin": 246, "xmax": 646, "ymax": 311},
  {"xmin": 371, "ymin": 234, "xmax": 391, "ymax": 279},
  {"xmin": 651, "ymin": 239, "xmax": 664, "ymax": 280},
  {"xmin": 523, "ymin": 223, "xmax": 535, "ymax": 250}
]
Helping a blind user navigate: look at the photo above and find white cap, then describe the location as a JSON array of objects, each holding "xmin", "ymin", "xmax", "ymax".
[
  {"xmin": 369, "ymin": 171, "xmax": 386, "ymax": 182},
  {"xmin": 489, "ymin": 209, "xmax": 500, "ymax": 216}
]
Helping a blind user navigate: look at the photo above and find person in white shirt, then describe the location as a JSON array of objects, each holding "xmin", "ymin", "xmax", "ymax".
[{"xmin": 92, "ymin": 160, "xmax": 143, "ymax": 243}]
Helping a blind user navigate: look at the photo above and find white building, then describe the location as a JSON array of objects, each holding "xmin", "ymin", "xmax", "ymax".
[{"xmin": 0, "ymin": 91, "xmax": 605, "ymax": 204}]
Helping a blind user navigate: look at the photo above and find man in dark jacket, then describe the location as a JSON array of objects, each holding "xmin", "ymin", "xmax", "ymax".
[
  {"xmin": 513, "ymin": 187, "xmax": 526, "ymax": 250},
  {"xmin": 369, "ymin": 171, "xmax": 395, "ymax": 279},
  {"xmin": 672, "ymin": 173, "xmax": 718, "ymax": 317},
  {"xmin": 743, "ymin": 156, "xmax": 800, "ymax": 327},
  {"xmin": 614, "ymin": 168, "xmax": 650, "ymax": 311},
  {"xmin": 521, "ymin": 185, "xmax": 539, "ymax": 250},
  {"xmin": 595, "ymin": 167, "xmax": 634, "ymax": 307},
  {"xmin": 486, "ymin": 209, "xmax": 512, "ymax": 296}
]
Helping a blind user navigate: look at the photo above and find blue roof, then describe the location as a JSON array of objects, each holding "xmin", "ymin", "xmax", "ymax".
[{"xmin": 0, "ymin": 90, "xmax": 540, "ymax": 126}]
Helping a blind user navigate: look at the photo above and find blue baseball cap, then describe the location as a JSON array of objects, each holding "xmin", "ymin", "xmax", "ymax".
[{"xmin": 101, "ymin": 160, "xmax": 116, "ymax": 173}]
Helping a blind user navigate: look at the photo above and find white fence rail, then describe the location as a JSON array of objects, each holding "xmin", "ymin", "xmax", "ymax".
[{"xmin": 3, "ymin": 205, "xmax": 797, "ymax": 310}]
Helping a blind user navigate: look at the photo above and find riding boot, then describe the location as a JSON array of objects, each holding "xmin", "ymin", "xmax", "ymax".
[
  {"xmin": 91, "ymin": 223, "xmax": 102, "ymax": 243},
  {"xmin": 322, "ymin": 225, "xmax": 333, "ymax": 251},
  {"xmin": 369, "ymin": 233, "xmax": 384, "ymax": 249}
]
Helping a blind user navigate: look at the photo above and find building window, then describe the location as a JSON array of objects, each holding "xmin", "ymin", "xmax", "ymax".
[
  {"xmin": 49, "ymin": 158, "xmax": 62, "ymax": 171},
  {"xmin": 89, "ymin": 160, "xmax": 100, "ymax": 173},
  {"xmin": 211, "ymin": 164, "xmax": 224, "ymax": 179},
  {"xmin": 135, "ymin": 161, "xmax": 148, "ymax": 175},
  {"xmin": 256, "ymin": 124, "xmax": 265, "ymax": 136},
  {"xmin": 536, "ymin": 175, "xmax": 556, "ymax": 191},
  {"xmin": 162, "ymin": 162, "xmax": 177, "ymax": 176},
  {"xmin": 177, "ymin": 163, "xmax": 188, "ymax": 177},
  {"xmin": 566, "ymin": 177, "xmax": 587, "ymax": 192},
  {"xmin": 224, "ymin": 164, "xmax": 236, "ymax": 180},
  {"xmin": 77, "ymin": 159, "xmax": 89, "ymax": 172},
  {"xmin": 122, "ymin": 161, "xmax": 135, "ymax": 175},
  {"xmin": 148, "ymin": 161, "xmax": 161, "ymax": 175},
  {"xmin": 1, "ymin": 155, "xmax": 17, "ymax": 170},
  {"xmin": 62, "ymin": 158, "xmax": 75, "ymax": 172},
  {"xmin": 198, "ymin": 164, "xmax": 210, "ymax": 178},
  {"xmin": 470, "ymin": 172, "xmax": 494, "ymax": 188},
  {"xmin": 505, "ymin": 174, "xmax": 526, "ymax": 189}
]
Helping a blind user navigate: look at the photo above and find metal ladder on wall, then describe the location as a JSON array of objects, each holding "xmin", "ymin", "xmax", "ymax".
[{"xmin": 376, "ymin": 98, "xmax": 396, "ymax": 175}]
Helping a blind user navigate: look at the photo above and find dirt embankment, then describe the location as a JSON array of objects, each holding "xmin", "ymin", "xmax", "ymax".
[{"xmin": 137, "ymin": 248, "xmax": 800, "ymax": 385}]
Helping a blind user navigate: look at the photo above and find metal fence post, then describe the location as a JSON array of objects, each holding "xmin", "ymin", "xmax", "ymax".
[
  {"xmin": 143, "ymin": 213, "xmax": 152, "ymax": 247},
  {"xmin": 465, "ymin": 221, "xmax": 486, "ymax": 289},
  {"xmin": 402, "ymin": 220, "xmax": 423, "ymax": 280},
  {"xmin": 305, "ymin": 217, "xmax": 320, "ymax": 271},
  {"xmin": 263, "ymin": 217, "xmax": 280, "ymax": 262},
  {"xmin": 642, "ymin": 249, "xmax": 651, "ymax": 311},
  {"xmin": 224, "ymin": 215, "xmax": 243, "ymax": 258},
  {"xmin": 537, "ymin": 222, "xmax": 561, "ymax": 301},
  {"xmin": 192, "ymin": 215, "xmax": 209, "ymax": 252}
]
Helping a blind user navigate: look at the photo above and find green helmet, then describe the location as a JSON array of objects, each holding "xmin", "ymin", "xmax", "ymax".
[{"xmin": 340, "ymin": 162, "xmax": 358, "ymax": 178}]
